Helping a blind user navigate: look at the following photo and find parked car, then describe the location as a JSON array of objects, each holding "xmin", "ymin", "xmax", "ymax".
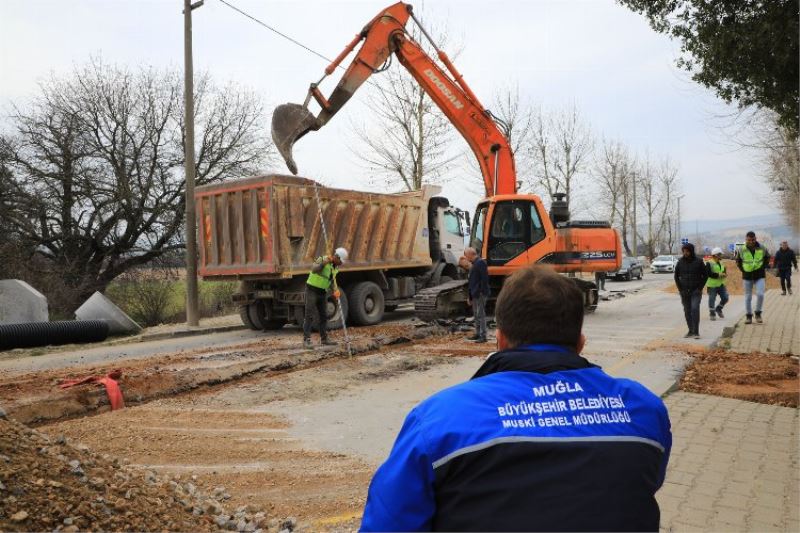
[
  {"xmin": 608, "ymin": 257, "xmax": 644, "ymax": 281},
  {"xmin": 651, "ymin": 255, "xmax": 679, "ymax": 273}
]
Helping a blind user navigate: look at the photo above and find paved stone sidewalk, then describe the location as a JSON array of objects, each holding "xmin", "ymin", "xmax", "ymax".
[
  {"xmin": 728, "ymin": 289, "xmax": 799, "ymax": 355},
  {"xmin": 659, "ymin": 392, "xmax": 799, "ymax": 532}
]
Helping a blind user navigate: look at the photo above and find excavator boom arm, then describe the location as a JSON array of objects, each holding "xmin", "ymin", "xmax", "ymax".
[{"xmin": 272, "ymin": 1, "xmax": 516, "ymax": 196}]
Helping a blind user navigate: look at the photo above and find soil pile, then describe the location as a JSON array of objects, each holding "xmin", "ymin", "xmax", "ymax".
[
  {"xmin": 680, "ymin": 350, "xmax": 798, "ymax": 407},
  {"xmin": 0, "ymin": 416, "xmax": 282, "ymax": 532}
]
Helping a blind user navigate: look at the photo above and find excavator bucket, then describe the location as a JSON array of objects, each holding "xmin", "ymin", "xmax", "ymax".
[{"xmin": 271, "ymin": 103, "xmax": 319, "ymax": 175}]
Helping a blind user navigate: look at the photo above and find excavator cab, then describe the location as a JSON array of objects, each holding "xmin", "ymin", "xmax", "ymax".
[
  {"xmin": 272, "ymin": 103, "xmax": 320, "ymax": 175},
  {"xmin": 470, "ymin": 199, "xmax": 548, "ymax": 267}
]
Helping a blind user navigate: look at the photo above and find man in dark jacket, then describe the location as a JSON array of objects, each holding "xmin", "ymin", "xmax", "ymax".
[
  {"xmin": 736, "ymin": 231, "xmax": 771, "ymax": 324},
  {"xmin": 674, "ymin": 242, "xmax": 708, "ymax": 338},
  {"xmin": 360, "ymin": 265, "xmax": 672, "ymax": 532},
  {"xmin": 773, "ymin": 241, "xmax": 798, "ymax": 296},
  {"xmin": 464, "ymin": 247, "xmax": 489, "ymax": 343}
]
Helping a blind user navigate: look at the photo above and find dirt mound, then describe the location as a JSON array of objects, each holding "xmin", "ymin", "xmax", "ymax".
[
  {"xmin": 662, "ymin": 259, "xmax": 782, "ymax": 295},
  {"xmin": 0, "ymin": 417, "xmax": 283, "ymax": 532},
  {"xmin": 680, "ymin": 350, "xmax": 799, "ymax": 407}
]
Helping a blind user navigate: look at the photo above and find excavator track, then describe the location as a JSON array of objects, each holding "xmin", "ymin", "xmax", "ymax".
[{"xmin": 414, "ymin": 279, "xmax": 470, "ymax": 322}]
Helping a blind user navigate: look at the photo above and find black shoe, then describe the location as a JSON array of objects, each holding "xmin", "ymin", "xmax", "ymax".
[
  {"xmin": 693, "ymin": 332, "xmax": 701, "ymax": 339},
  {"xmin": 709, "ymin": 313, "xmax": 716, "ymax": 321},
  {"xmin": 781, "ymin": 291, "xmax": 787, "ymax": 296},
  {"xmin": 684, "ymin": 331, "xmax": 693, "ymax": 338},
  {"xmin": 473, "ymin": 336, "xmax": 488, "ymax": 343},
  {"xmin": 755, "ymin": 313, "xmax": 763, "ymax": 324},
  {"xmin": 745, "ymin": 315, "xmax": 752, "ymax": 324},
  {"xmin": 303, "ymin": 338, "xmax": 313, "ymax": 349},
  {"xmin": 320, "ymin": 338, "xmax": 337, "ymax": 346},
  {"xmin": 716, "ymin": 306, "xmax": 724, "ymax": 319},
  {"xmin": 466, "ymin": 334, "xmax": 480, "ymax": 341},
  {"xmin": 789, "ymin": 288, "xmax": 793, "ymax": 295}
]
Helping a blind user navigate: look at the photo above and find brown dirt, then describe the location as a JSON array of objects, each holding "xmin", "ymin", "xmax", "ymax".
[
  {"xmin": 663, "ymin": 260, "xmax": 782, "ymax": 295},
  {"xmin": 0, "ymin": 416, "xmax": 281, "ymax": 532},
  {"xmin": 679, "ymin": 349, "xmax": 799, "ymax": 407}
]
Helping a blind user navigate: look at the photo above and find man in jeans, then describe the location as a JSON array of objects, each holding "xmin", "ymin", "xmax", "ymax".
[
  {"xmin": 674, "ymin": 243, "xmax": 708, "ymax": 338},
  {"xmin": 736, "ymin": 231, "xmax": 770, "ymax": 324},
  {"xmin": 464, "ymin": 247, "xmax": 489, "ymax": 343},
  {"xmin": 773, "ymin": 241, "xmax": 798, "ymax": 295},
  {"xmin": 705, "ymin": 247, "xmax": 729, "ymax": 321}
]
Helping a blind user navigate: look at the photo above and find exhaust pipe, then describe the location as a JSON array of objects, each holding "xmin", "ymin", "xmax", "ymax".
[{"xmin": 271, "ymin": 103, "xmax": 320, "ymax": 175}]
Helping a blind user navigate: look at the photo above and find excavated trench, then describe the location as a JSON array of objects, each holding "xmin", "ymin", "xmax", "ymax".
[{"xmin": 1, "ymin": 322, "xmax": 490, "ymax": 531}]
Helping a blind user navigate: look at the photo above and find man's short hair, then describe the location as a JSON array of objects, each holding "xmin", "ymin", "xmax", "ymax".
[
  {"xmin": 495, "ymin": 265, "xmax": 584, "ymax": 348},
  {"xmin": 746, "ymin": 231, "xmax": 756, "ymax": 238}
]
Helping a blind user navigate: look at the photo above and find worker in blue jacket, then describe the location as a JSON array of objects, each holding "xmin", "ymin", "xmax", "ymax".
[{"xmin": 361, "ymin": 264, "xmax": 672, "ymax": 532}]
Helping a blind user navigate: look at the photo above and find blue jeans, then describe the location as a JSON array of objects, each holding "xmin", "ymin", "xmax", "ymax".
[
  {"xmin": 707, "ymin": 285, "xmax": 729, "ymax": 314},
  {"xmin": 743, "ymin": 278, "xmax": 765, "ymax": 315},
  {"xmin": 680, "ymin": 289, "xmax": 702, "ymax": 334}
]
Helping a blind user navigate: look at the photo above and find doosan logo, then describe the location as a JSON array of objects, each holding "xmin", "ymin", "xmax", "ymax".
[{"xmin": 423, "ymin": 69, "xmax": 464, "ymax": 109}]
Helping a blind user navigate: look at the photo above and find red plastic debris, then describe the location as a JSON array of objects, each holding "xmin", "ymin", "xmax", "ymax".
[{"xmin": 59, "ymin": 369, "xmax": 125, "ymax": 410}]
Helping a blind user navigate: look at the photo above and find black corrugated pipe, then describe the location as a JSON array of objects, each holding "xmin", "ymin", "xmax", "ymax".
[{"xmin": 0, "ymin": 320, "xmax": 109, "ymax": 350}]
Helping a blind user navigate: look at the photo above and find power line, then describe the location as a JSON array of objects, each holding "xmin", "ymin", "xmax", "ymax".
[{"xmin": 216, "ymin": 0, "xmax": 336, "ymax": 66}]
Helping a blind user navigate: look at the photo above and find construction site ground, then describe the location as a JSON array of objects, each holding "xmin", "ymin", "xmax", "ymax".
[{"xmin": 1, "ymin": 276, "xmax": 798, "ymax": 532}]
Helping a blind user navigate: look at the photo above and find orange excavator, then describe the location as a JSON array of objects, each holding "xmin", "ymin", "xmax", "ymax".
[{"xmin": 272, "ymin": 1, "xmax": 621, "ymax": 319}]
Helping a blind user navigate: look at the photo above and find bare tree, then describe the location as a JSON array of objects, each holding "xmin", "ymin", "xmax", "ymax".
[
  {"xmin": 527, "ymin": 104, "xmax": 594, "ymax": 211},
  {"xmin": 0, "ymin": 59, "xmax": 272, "ymax": 314},
  {"xmin": 755, "ymin": 114, "xmax": 800, "ymax": 233},
  {"xmin": 635, "ymin": 153, "xmax": 668, "ymax": 259},
  {"xmin": 349, "ymin": 24, "xmax": 458, "ymax": 191},
  {"xmin": 592, "ymin": 138, "xmax": 631, "ymax": 226},
  {"xmin": 656, "ymin": 158, "xmax": 680, "ymax": 254},
  {"xmin": 489, "ymin": 84, "xmax": 535, "ymax": 185}
]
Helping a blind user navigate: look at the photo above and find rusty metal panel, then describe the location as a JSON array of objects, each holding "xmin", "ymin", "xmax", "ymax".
[{"xmin": 196, "ymin": 175, "xmax": 435, "ymax": 279}]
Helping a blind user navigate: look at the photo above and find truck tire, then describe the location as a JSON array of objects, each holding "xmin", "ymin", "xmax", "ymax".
[
  {"xmin": 240, "ymin": 305, "xmax": 258, "ymax": 330},
  {"xmin": 247, "ymin": 301, "xmax": 287, "ymax": 331},
  {"xmin": 294, "ymin": 292, "xmax": 349, "ymax": 331},
  {"xmin": 348, "ymin": 281, "xmax": 385, "ymax": 326}
]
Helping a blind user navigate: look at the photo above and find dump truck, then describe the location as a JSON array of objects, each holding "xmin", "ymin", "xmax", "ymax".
[{"xmin": 195, "ymin": 174, "xmax": 469, "ymax": 330}]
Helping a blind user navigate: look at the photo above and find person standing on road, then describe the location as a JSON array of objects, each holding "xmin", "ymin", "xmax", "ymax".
[
  {"xmin": 773, "ymin": 241, "xmax": 798, "ymax": 295},
  {"xmin": 464, "ymin": 247, "xmax": 489, "ymax": 343},
  {"xmin": 705, "ymin": 247, "xmax": 729, "ymax": 321},
  {"xmin": 674, "ymin": 242, "xmax": 708, "ymax": 339},
  {"xmin": 360, "ymin": 265, "xmax": 672, "ymax": 532},
  {"xmin": 303, "ymin": 247, "xmax": 347, "ymax": 349},
  {"xmin": 736, "ymin": 231, "xmax": 770, "ymax": 324},
  {"xmin": 595, "ymin": 270, "xmax": 607, "ymax": 291}
]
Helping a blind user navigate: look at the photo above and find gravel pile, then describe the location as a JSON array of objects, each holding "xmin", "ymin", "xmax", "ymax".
[{"xmin": 0, "ymin": 416, "xmax": 296, "ymax": 532}]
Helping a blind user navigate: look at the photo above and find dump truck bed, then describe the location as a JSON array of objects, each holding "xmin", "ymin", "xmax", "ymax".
[{"xmin": 196, "ymin": 175, "xmax": 437, "ymax": 280}]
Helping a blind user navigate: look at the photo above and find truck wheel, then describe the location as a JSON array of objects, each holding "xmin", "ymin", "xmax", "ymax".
[
  {"xmin": 295, "ymin": 292, "xmax": 349, "ymax": 330},
  {"xmin": 348, "ymin": 281, "xmax": 385, "ymax": 326},
  {"xmin": 240, "ymin": 305, "xmax": 259, "ymax": 330},
  {"xmin": 247, "ymin": 301, "xmax": 287, "ymax": 331}
]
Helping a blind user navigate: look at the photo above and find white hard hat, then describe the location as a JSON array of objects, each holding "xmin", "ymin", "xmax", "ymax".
[
  {"xmin": 711, "ymin": 247, "xmax": 723, "ymax": 256},
  {"xmin": 334, "ymin": 247, "xmax": 348, "ymax": 263}
]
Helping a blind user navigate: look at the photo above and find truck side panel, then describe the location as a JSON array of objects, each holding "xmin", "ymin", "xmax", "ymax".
[{"xmin": 196, "ymin": 175, "xmax": 437, "ymax": 279}]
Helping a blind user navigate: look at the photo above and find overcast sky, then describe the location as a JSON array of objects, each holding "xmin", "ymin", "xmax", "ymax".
[{"xmin": 1, "ymin": 0, "xmax": 777, "ymax": 225}]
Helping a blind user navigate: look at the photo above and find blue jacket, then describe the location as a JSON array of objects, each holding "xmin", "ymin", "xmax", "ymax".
[
  {"xmin": 468, "ymin": 257, "xmax": 489, "ymax": 298},
  {"xmin": 361, "ymin": 346, "xmax": 672, "ymax": 532}
]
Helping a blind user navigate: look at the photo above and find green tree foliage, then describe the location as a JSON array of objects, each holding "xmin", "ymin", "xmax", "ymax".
[{"xmin": 618, "ymin": 0, "xmax": 799, "ymax": 138}]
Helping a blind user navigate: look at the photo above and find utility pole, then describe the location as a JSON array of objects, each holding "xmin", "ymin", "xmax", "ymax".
[
  {"xmin": 184, "ymin": 0, "xmax": 204, "ymax": 326},
  {"xmin": 632, "ymin": 172, "xmax": 637, "ymax": 258}
]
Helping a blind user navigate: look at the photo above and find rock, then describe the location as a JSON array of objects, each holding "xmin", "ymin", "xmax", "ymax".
[
  {"xmin": 48, "ymin": 480, "xmax": 64, "ymax": 488},
  {"xmin": 0, "ymin": 480, "xmax": 5, "ymax": 490},
  {"xmin": 225, "ymin": 519, "xmax": 238, "ymax": 531},
  {"xmin": 55, "ymin": 434, "xmax": 67, "ymax": 445},
  {"xmin": 124, "ymin": 488, "xmax": 136, "ymax": 499},
  {"xmin": 11, "ymin": 510, "xmax": 29, "ymax": 522},
  {"xmin": 186, "ymin": 482, "xmax": 196, "ymax": 496},
  {"xmin": 0, "ymin": 454, "xmax": 11, "ymax": 463},
  {"xmin": 243, "ymin": 520, "xmax": 257, "ymax": 532},
  {"xmin": 88, "ymin": 477, "xmax": 105, "ymax": 489},
  {"xmin": 144, "ymin": 470, "xmax": 157, "ymax": 484},
  {"xmin": 63, "ymin": 526, "xmax": 80, "ymax": 533},
  {"xmin": 63, "ymin": 517, "xmax": 74, "ymax": 525},
  {"xmin": 68, "ymin": 459, "xmax": 81, "ymax": 469},
  {"xmin": 75, "ymin": 443, "xmax": 90, "ymax": 452},
  {"xmin": 214, "ymin": 514, "xmax": 230, "ymax": 528},
  {"xmin": 0, "ymin": 406, "xmax": 7, "ymax": 419},
  {"xmin": 282, "ymin": 517, "xmax": 297, "ymax": 531},
  {"xmin": 236, "ymin": 518, "xmax": 248, "ymax": 531}
]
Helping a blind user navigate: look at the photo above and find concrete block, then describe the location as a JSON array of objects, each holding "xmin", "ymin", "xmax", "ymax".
[
  {"xmin": 0, "ymin": 279, "xmax": 49, "ymax": 324},
  {"xmin": 75, "ymin": 291, "xmax": 141, "ymax": 335}
]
